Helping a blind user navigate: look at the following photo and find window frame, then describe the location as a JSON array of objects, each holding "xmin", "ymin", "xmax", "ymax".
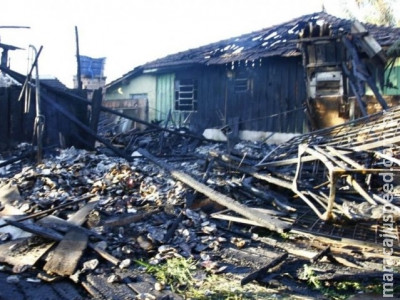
[{"xmin": 174, "ymin": 78, "xmax": 198, "ymax": 112}]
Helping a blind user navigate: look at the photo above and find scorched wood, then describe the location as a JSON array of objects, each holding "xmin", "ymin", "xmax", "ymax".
[{"xmin": 43, "ymin": 228, "xmax": 88, "ymax": 276}]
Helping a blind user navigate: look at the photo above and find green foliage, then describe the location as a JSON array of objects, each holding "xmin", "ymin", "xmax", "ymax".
[
  {"xmin": 340, "ymin": 0, "xmax": 397, "ymax": 26},
  {"xmin": 303, "ymin": 264, "xmax": 322, "ymax": 289},
  {"xmin": 302, "ymin": 264, "xmax": 368, "ymax": 299},
  {"xmin": 136, "ymin": 257, "xmax": 196, "ymax": 293},
  {"xmin": 336, "ymin": 281, "xmax": 362, "ymax": 291},
  {"xmin": 279, "ymin": 232, "xmax": 291, "ymax": 240},
  {"xmin": 137, "ymin": 258, "xmax": 276, "ymax": 299}
]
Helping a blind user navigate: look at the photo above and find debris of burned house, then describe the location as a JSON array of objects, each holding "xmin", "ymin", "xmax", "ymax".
[
  {"xmin": 0, "ymin": 12, "xmax": 400, "ymax": 300},
  {"xmin": 0, "ymin": 124, "xmax": 399, "ymax": 298}
]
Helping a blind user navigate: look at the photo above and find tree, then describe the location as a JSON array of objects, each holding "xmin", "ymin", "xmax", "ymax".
[{"xmin": 340, "ymin": 0, "xmax": 396, "ymax": 26}]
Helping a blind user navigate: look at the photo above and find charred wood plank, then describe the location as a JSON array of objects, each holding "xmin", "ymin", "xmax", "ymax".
[
  {"xmin": 67, "ymin": 199, "xmax": 98, "ymax": 226},
  {"xmin": 163, "ymin": 212, "xmax": 183, "ymax": 243},
  {"xmin": 211, "ymin": 208, "xmax": 288, "ymax": 228},
  {"xmin": 240, "ymin": 252, "xmax": 288, "ymax": 286},
  {"xmin": 88, "ymin": 243, "xmax": 120, "ymax": 266},
  {"xmin": 85, "ymin": 274, "xmax": 136, "ymax": 300},
  {"xmin": 138, "ymin": 148, "xmax": 291, "ymax": 233},
  {"xmin": 81, "ymin": 281, "xmax": 107, "ymax": 300},
  {"xmin": 50, "ymin": 281, "xmax": 86, "ymax": 300},
  {"xmin": 43, "ymin": 228, "xmax": 88, "ymax": 276},
  {"xmin": 310, "ymin": 246, "xmax": 331, "ymax": 263}
]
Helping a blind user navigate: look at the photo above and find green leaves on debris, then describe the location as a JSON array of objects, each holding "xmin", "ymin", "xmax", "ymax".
[{"xmin": 136, "ymin": 257, "xmax": 273, "ymax": 299}]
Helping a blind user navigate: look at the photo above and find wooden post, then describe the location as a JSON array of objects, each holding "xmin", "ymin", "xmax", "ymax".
[{"xmin": 75, "ymin": 26, "xmax": 82, "ymax": 90}]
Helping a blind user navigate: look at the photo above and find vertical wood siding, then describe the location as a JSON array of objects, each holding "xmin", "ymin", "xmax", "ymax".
[
  {"xmin": 156, "ymin": 73, "xmax": 175, "ymax": 122},
  {"xmin": 172, "ymin": 57, "xmax": 306, "ymax": 133}
]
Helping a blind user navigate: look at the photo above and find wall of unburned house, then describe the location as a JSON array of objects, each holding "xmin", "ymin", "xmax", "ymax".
[
  {"xmin": 384, "ymin": 58, "xmax": 400, "ymax": 96},
  {"xmin": 156, "ymin": 74, "xmax": 175, "ymax": 123},
  {"xmin": 105, "ymin": 74, "xmax": 157, "ymax": 121}
]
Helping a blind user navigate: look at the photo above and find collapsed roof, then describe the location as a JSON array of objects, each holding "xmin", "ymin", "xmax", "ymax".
[{"xmin": 108, "ymin": 11, "xmax": 400, "ymax": 87}]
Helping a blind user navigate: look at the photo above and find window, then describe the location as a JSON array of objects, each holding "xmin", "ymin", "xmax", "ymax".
[
  {"xmin": 175, "ymin": 79, "xmax": 198, "ymax": 111},
  {"xmin": 234, "ymin": 77, "xmax": 249, "ymax": 93}
]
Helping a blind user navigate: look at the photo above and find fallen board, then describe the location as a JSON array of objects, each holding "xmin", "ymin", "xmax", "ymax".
[
  {"xmin": 0, "ymin": 237, "xmax": 54, "ymax": 273},
  {"xmin": 42, "ymin": 199, "xmax": 96, "ymax": 276},
  {"xmin": 67, "ymin": 199, "xmax": 98, "ymax": 225},
  {"xmin": 43, "ymin": 228, "xmax": 88, "ymax": 276},
  {"xmin": 5, "ymin": 219, "xmax": 120, "ymax": 266}
]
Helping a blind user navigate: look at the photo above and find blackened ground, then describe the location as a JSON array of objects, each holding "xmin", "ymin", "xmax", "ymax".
[{"xmin": 0, "ymin": 270, "xmax": 87, "ymax": 300}]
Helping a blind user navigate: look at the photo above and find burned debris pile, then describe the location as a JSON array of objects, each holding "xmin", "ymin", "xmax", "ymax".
[{"xmin": 0, "ymin": 105, "xmax": 399, "ymax": 299}]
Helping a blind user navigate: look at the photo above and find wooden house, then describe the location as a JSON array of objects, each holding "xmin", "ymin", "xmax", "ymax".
[{"xmin": 105, "ymin": 12, "xmax": 400, "ymax": 137}]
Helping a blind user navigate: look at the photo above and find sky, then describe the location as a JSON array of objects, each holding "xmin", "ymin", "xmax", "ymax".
[{"xmin": 0, "ymin": 0, "xmax": 398, "ymax": 88}]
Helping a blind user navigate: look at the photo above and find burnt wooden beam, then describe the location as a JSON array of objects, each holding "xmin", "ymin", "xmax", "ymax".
[
  {"xmin": 310, "ymin": 246, "xmax": 331, "ymax": 263},
  {"xmin": 0, "ymin": 193, "xmax": 95, "ymax": 228},
  {"xmin": 163, "ymin": 213, "xmax": 183, "ymax": 243},
  {"xmin": 5, "ymin": 219, "xmax": 64, "ymax": 240},
  {"xmin": 241, "ymin": 252, "xmax": 288, "ymax": 286},
  {"xmin": 37, "ymin": 215, "xmax": 104, "ymax": 240},
  {"xmin": 5, "ymin": 219, "xmax": 120, "ymax": 265},
  {"xmin": 138, "ymin": 148, "xmax": 291, "ymax": 233}
]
